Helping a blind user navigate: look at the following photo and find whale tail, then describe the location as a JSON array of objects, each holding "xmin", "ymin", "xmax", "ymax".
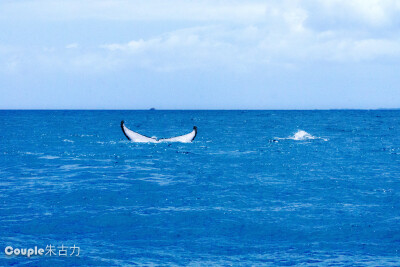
[{"xmin": 121, "ymin": 121, "xmax": 197, "ymax": 143}]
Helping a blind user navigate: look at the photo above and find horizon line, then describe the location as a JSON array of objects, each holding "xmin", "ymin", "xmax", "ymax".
[{"xmin": 0, "ymin": 108, "xmax": 399, "ymax": 111}]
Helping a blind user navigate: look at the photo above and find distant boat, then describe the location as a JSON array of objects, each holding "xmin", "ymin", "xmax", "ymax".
[{"xmin": 149, "ymin": 108, "xmax": 156, "ymax": 111}]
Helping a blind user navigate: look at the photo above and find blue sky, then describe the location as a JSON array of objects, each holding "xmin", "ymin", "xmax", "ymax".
[{"xmin": 1, "ymin": 0, "xmax": 400, "ymax": 109}]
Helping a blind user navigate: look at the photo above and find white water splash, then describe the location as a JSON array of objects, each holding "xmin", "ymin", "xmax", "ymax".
[
  {"xmin": 292, "ymin": 130, "xmax": 316, "ymax": 140},
  {"xmin": 277, "ymin": 130, "xmax": 328, "ymax": 141}
]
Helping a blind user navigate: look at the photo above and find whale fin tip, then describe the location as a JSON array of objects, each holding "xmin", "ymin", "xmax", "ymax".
[
  {"xmin": 192, "ymin": 126, "xmax": 197, "ymax": 141},
  {"xmin": 120, "ymin": 120, "xmax": 131, "ymax": 141}
]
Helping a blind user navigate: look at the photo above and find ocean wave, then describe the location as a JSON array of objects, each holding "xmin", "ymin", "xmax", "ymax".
[{"xmin": 96, "ymin": 141, "xmax": 117, "ymax": 145}]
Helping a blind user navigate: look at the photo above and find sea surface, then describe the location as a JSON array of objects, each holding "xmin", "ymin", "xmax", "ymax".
[{"xmin": 1, "ymin": 110, "xmax": 400, "ymax": 266}]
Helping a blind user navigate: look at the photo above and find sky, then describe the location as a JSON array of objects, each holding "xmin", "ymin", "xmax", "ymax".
[{"xmin": 0, "ymin": 0, "xmax": 400, "ymax": 109}]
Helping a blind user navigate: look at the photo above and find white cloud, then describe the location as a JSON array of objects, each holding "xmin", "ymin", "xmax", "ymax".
[
  {"xmin": 303, "ymin": 0, "xmax": 400, "ymax": 29},
  {"xmin": 65, "ymin": 43, "xmax": 79, "ymax": 49},
  {"xmin": 0, "ymin": 45, "xmax": 21, "ymax": 73},
  {"xmin": 100, "ymin": 26, "xmax": 240, "ymax": 71},
  {"xmin": 98, "ymin": 18, "xmax": 400, "ymax": 72}
]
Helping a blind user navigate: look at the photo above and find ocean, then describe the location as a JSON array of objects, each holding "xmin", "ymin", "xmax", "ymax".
[{"xmin": 1, "ymin": 110, "xmax": 400, "ymax": 266}]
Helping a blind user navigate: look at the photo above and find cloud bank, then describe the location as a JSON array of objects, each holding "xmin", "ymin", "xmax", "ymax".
[{"xmin": 1, "ymin": 0, "xmax": 399, "ymax": 73}]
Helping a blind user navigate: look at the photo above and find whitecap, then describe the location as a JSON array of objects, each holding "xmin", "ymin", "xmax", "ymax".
[
  {"xmin": 39, "ymin": 155, "xmax": 60, "ymax": 160},
  {"xmin": 63, "ymin": 139, "xmax": 74, "ymax": 143},
  {"xmin": 22, "ymin": 152, "xmax": 44, "ymax": 156}
]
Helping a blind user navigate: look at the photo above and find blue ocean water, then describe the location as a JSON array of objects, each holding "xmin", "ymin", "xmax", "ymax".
[{"xmin": 1, "ymin": 110, "xmax": 400, "ymax": 266}]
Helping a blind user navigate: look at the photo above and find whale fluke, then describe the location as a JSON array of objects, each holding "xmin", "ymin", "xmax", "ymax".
[{"xmin": 121, "ymin": 121, "xmax": 197, "ymax": 143}]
